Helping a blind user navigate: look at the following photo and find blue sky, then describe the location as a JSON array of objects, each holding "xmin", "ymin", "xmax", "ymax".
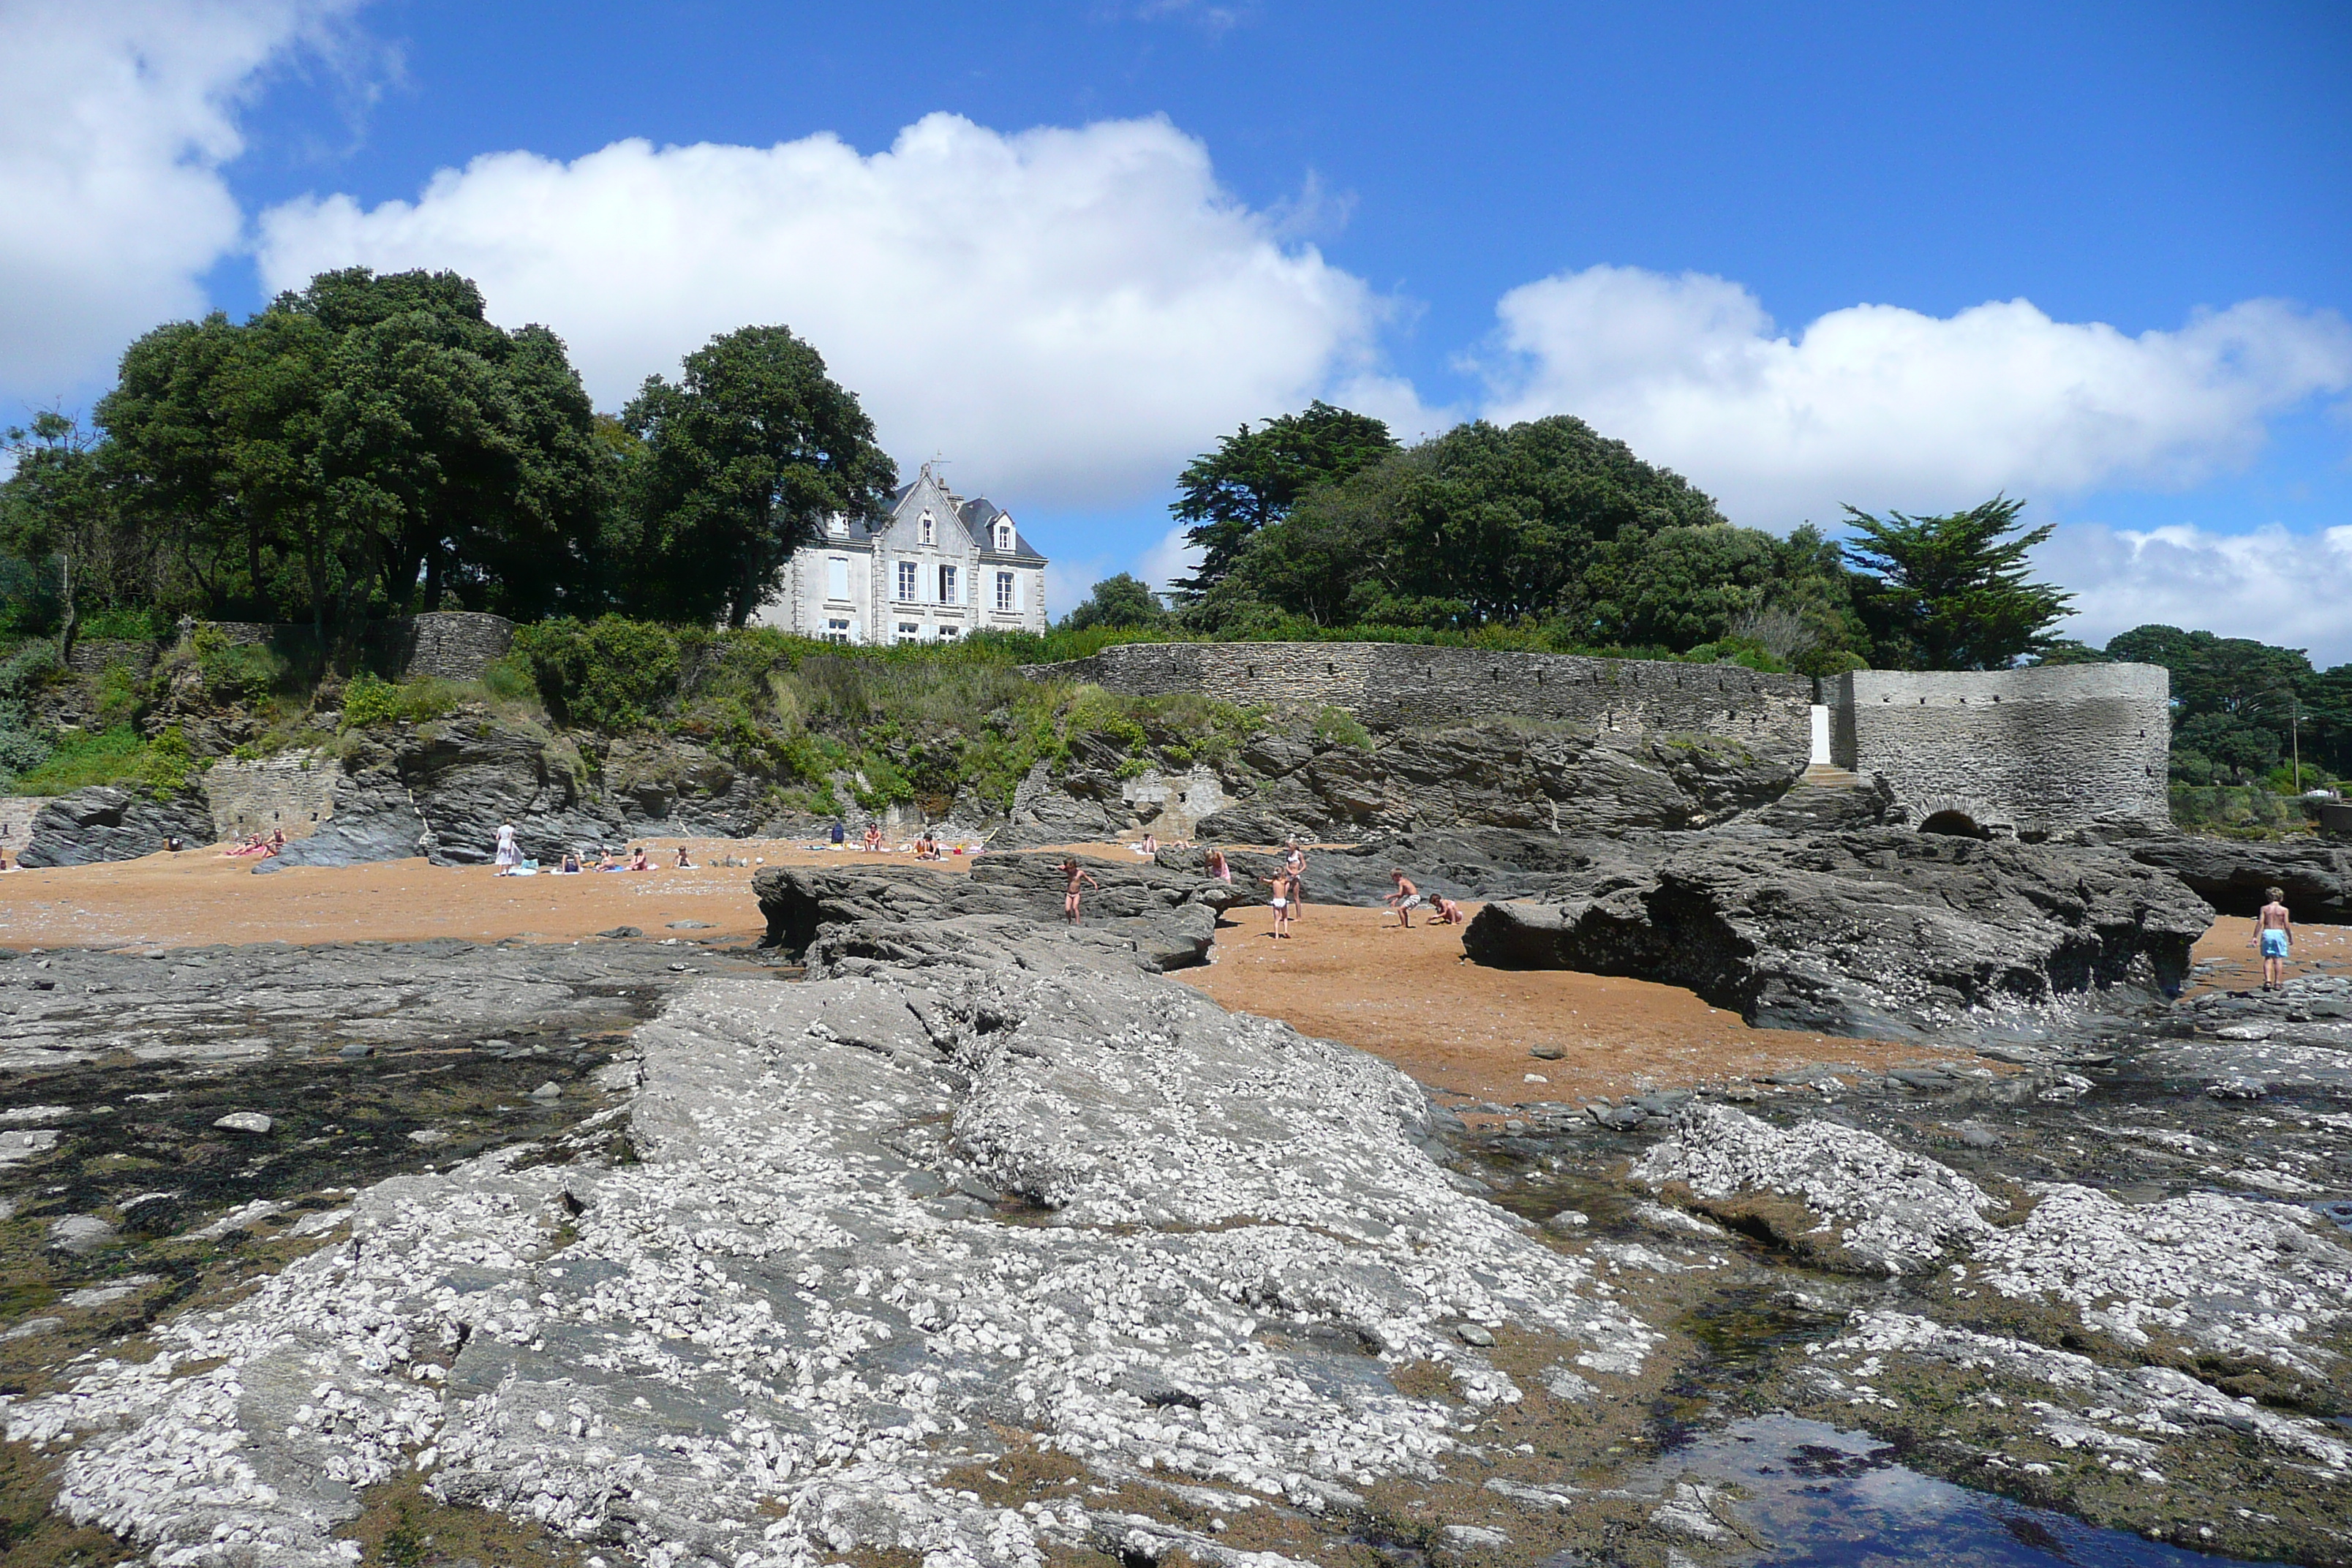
[{"xmin": 5, "ymin": 1, "xmax": 2350, "ymax": 656}]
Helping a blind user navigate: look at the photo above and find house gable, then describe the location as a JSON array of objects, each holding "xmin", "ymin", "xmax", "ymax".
[{"xmin": 874, "ymin": 465, "xmax": 976, "ymax": 554}]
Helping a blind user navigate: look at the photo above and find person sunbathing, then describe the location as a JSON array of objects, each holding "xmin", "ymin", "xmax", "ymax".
[
  {"xmin": 595, "ymin": 849, "xmax": 624, "ymax": 871},
  {"xmin": 629, "ymin": 845, "xmax": 652, "ymax": 871},
  {"xmin": 557, "ymin": 851, "xmax": 583, "ymax": 874},
  {"xmin": 674, "ymin": 845, "xmax": 693, "ymax": 868}
]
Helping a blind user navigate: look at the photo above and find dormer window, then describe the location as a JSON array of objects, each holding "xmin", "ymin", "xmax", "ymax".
[
  {"xmin": 919, "ymin": 511, "xmax": 935, "ymax": 546},
  {"xmin": 995, "ymin": 522, "xmax": 1013, "ymax": 552},
  {"xmin": 827, "ymin": 516, "xmax": 847, "ymax": 538}
]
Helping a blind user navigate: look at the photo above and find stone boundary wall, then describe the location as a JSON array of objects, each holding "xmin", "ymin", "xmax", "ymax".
[
  {"xmin": 64, "ymin": 638, "xmax": 161, "ymax": 677},
  {"xmin": 369, "ymin": 612, "xmax": 515, "ymax": 682},
  {"xmin": 0, "ymin": 795, "xmax": 58, "ymax": 853},
  {"xmin": 175, "ymin": 612, "xmax": 516, "ymax": 681},
  {"xmin": 1829, "ymin": 663, "xmax": 2171, "ymax": 836},
  {"xmin": 200, "ymin": 753, "xmax": 341, "ymax": 842},
  {"xmin": 1023, "ymin": 642, "xmax": 1814, "ymax": 754}
]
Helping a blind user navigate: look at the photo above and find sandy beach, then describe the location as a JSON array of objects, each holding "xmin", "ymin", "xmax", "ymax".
[{"xmin": 0, "ymin": 844, "xmax": 2338, "ymax": 1107}]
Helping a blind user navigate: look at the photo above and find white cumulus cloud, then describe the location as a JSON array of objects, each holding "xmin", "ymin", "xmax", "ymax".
[
  {"xmin": 0, "ymin": 0, "xmax": 363, "ymax": 406},
  {"xmin": 256, "ymin": 113, "xmax": 1385, "ymax": 509},
  {"xmin": 2043, "ymin": 520, "xmax": 2352, "ymax": 668},
  {"xmin": 1477, "ymin": 265, "xmax": 2352, "ymax": 529}
]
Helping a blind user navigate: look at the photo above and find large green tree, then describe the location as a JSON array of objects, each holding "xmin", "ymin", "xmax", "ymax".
[
  {"xmin": 94, "ymin": 268, "xmax": 608, "ymax": 632},
  {"xmin": 1170, "ymin": 401, "xmax": 1397, "ymax": 598},
  {"xmin": 1199, "ymin": 415, "xmax": 1732, "ymax": 633},
  {"xmin": 1842, "ymin": 496, "xmax": 2071, "ymax": 670},
  {"xmin": 2106, "ymin": 623, "xmax": 2321, "ymax": 783},
  {"xmin": 623, "ymin": 325, "xmax": 897, "ymax": 627}
]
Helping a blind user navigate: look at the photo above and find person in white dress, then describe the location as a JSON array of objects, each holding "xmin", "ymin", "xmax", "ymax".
[{"xmin": 494, "ymin": 821, "xmax": 521, "ymax": 875}]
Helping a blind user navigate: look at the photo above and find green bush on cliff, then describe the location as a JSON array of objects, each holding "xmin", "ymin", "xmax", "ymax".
[{"xmin": 513, "ymin": 617, "xmax": 684, "ymax": 730}]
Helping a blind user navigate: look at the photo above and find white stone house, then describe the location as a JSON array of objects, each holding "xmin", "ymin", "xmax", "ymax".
[{"xmin": 755, "ymin": 463, "xmax": 1048, "ymax": 644}]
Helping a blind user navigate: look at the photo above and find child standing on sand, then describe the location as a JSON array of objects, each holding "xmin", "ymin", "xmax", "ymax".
[
  {"xmin": 1262, "ymin": 870, "xmax": 1296, "ymax": 939},
  {"xmin": 1384, "ymin": 870, "xmax": 1423, "ymax": 929},
  {"xmin": 2258, "ymin": 886, "xmax": 2294, "ymax": 990}
]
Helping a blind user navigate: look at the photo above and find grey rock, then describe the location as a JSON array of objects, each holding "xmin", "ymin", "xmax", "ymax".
[
  {"xmin": 753, "ymin": 854, "xmax": 1224, "ymax": 970},
  {"xmin": 18, "ymin": 786, "xmax": 215, "ymax": 867},
  {"xmin": 212, "ymin": 1111, "xmax": 274, "ymax": 1134},
  {"xmin": 1462, "ymin": 827, "xmax": 2212, "ymax": 1039},
  {"xmin": 46, "ymin": 1214, "xmax": 116, "ymax": 1256},
  {"xmin": 1455, "ymin": 1323, "xmax": 1497, "ymax": 1346},
  {"xmin": 529, "ymin": 1082, "xmax": 562, "ymax": 1101},
  {"xmin": 9, "ymin": 892, "xmax": 1653, "ymax": 1568},
  {"xmin": 2119, "ymin": 834, "xmax": 2352, "ymax": 921},
  {"xmin": 1632, "ymin": 1104, "xmax": 2002, "ymax": 1275},
  {"xmin": 598, "ymin": 926, "xmax": 643, "ymax": 938},
  {"xmin": 252, "ymin": 769, "xmax": 427, "ymax": 870},
  {"xmin": 666, "ymin": 920, "xmax": 714, "ymax": 930}
]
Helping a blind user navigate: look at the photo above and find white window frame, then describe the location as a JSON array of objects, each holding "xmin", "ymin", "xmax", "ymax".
[
  {"xmin": 824, "ymin": 617, "xmax": 851, "ymax": 644},
  {"xmin": 826, "ymin": 556, "xmax": 850, "ymax": 601},
  {"xmin": 919, "ymin": 511, "xmax": 935, "ymax": 546},
  {"xmin": 995, "ymin": 522, "xmax": 1012, "ymax": 552},
  {"xmin": 895, "ymin": 560, "xmax": 917, "ymax": 601},
  {"xmin": 936, "ymin": 625, "xmax": 959, "ymax": 640},
  {"xmin": 938, "ymin": 563, "xmax": 958, "ymax": 606},
  {"xmin": 895, "ymin": 621, "xmax": 920, "ymax": 644},
  {"xmin": 995, "ymin": 570, "xmax": 1015, "ymax": 612}
]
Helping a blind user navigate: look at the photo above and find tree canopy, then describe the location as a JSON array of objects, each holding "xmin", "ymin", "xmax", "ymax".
[
  {"xmin": 1172, "ymin": 412, "xmax": 1867, "ymax": 671},
  {"xmin": 89, "ymin": 268, "xmax": 610, "ymax": 634},
  {"xmin": 1841, "ymin": 496, "xmax": 2071, "ymax": 671},
  {"xmin": 1061, "ymin": 573, "xmax": 1171, "ymax": 632},
  {"xmin": 2103, "ymin": 623, "xmax": 2349, "ymax": 785},
  {"xmin": 620, "ymin": 325, "xmax": 896, "ymax": 627},
  {"xmin": 1171, "ymin": 401, "xmax": 1398, "ymax": 598}
]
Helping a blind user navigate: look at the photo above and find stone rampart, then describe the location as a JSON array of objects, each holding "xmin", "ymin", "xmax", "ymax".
[
  {"xmin": 1828, "ymin": 663, "xmax": 2171, "ymax": 837},
  {"xmin": 200, "ymin": 753, "xmax": 342, "ymax": 842},
  {"xmin": 1024, "ymin": 641, "xmax": 1814, "ymax": 755},
  {"xmin": 371, "ymin": 611, "xmax": 515, "ymax": 682},
  {"xmin": 64, "ymin": 638, "xmax": 161, "ymax": 677},
  {"xmin": 177, "ymin": 612, "xmax": 516, "ymax": 682}
]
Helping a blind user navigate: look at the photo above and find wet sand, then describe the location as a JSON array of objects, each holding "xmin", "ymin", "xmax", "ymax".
[{"xmin": 1174, "ymin": 899, "xmax": 1959, "ymax": 1106}]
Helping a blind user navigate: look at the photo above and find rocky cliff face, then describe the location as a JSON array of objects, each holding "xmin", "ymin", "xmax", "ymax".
[
  {"xmin": 1463, "ymin": 826, "xmax": 2214, "ymax": 1038},
  {"xmin": 15, "ymin": 787, "xmax": 215, "ymax": 867},
  {"xmin": 995, "ymin": 717, "xmax": 1811, "ymax": 848}
]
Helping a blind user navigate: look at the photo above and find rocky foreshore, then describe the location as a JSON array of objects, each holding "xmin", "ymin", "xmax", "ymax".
[{"xmin": 0, "ymin": 848, "xmax": 2347, "ymax": 1566}]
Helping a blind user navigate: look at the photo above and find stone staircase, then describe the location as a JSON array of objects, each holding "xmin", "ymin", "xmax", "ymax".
[{"xmin": 1754, "ymin": 763, "xmax": 1884, "ymax": 830}]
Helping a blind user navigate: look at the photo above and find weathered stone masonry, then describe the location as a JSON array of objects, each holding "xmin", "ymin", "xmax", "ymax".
[
  {"xmin": 1028, "ymin": 643, "xmax": 2174, "ymax": 838},
  {"xmin": 1025, "ymin": 641, "xmax": 1815, "ymax": 756},
  {"xmin": 1827, "ymin": 663, "xmax": 2171, "ymax": 836}
]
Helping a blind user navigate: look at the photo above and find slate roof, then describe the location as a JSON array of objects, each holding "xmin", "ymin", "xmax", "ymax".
[{"xmin": 830, "ymin": 470, "xmax": 1042, "ymax": 562}]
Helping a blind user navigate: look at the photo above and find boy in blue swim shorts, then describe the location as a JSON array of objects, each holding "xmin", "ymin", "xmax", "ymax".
[{"xmin": 2258, "ymin": 886, "xmax": 2293, "ymax": 990}]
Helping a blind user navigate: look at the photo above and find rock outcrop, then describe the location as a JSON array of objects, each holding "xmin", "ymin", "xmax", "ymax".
[
  {"xmin": 993, "ymin": 717, "xmax": 1809, "ymax": 848},
  {"xmin": 17, "ymin": 786, "xmax": 215, "ymax": 867},
  {"xmin": 1632, "ymin": 1104, "xmax": 2003, "ymax": 1274},
  {"xmin": 1462, "ymin": 826, "xmax": 2214, "ymax": 1037},
  {"xmin": 2119, "ymin": 833, "xmax": 2352, "ymax": 921},
  {"xmin": 251, "ymin": 770, "xmax": 429, "ymax": 870},
  {"xmin": 752, "ymin": 853, "xmax": 1235, "ymax": 970},
  {"xmin": 6, "ymin": 905, "xmax": 1656, "ymax": 1568}
]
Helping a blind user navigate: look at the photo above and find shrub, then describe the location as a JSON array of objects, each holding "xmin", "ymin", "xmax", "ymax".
[
  {"xmin": 1313, "ymin": 705, "xmax": 1373, "ymax": 750},
  {"xmin": 512, "ymin": 617, "xmax": 682, "ymax": 730},
  {"xmin": 189, "ymin": 625, "xmax": 288, "ymax": 701},
  {"xmin": 480, "ymin": 652, "xmax": 540, "ymax": 704},
  {"xmin": 11, "ymin": 723, "xmax": 194, "ymax": 798},
  {"xmin": 342, "ymin": 671, "xmax": 401, "ymax": 726},
  {"xmin": 94, "ymin": 663, "xmax": 142, "ymax": 728}
]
